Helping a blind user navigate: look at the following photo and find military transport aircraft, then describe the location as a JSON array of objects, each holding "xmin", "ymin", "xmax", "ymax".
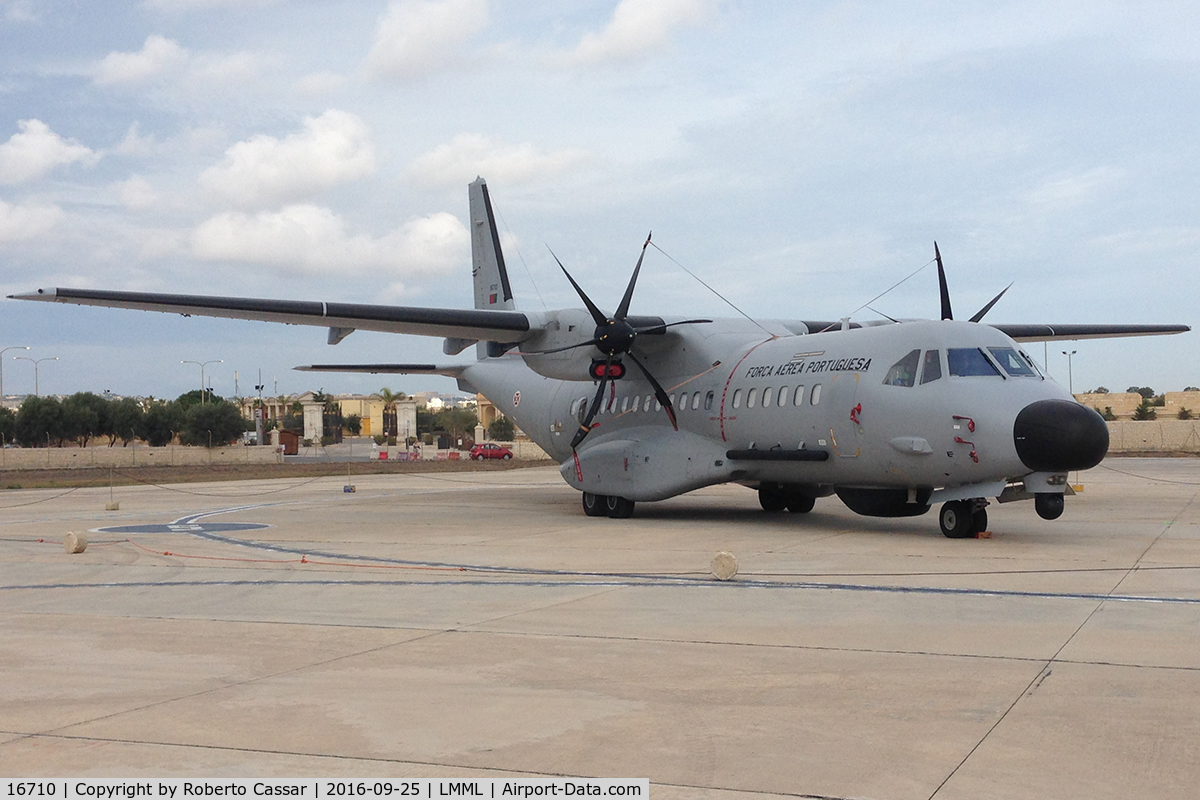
[{"xmin": 9, "ymin": 178, "xmax": 1189, "ymax": 536}]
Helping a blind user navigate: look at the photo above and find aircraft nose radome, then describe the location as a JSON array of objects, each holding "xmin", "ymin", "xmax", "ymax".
[{"xmin": 1013, "ymin": 399, "xmax": 1109, "ymax": 472}]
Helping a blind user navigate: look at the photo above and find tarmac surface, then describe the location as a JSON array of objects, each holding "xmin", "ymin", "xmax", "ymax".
[{"xmin": 1, "ymin": 458, "xmax": 1198, "ymax": 799}]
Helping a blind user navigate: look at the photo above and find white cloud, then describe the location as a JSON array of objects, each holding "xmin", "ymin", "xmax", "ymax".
[
  {"xmin": 0, "ymin": 119, "xmax": 99, "ymax": 184},
  {"xmin": 198, "ymin": 110, "xmax": 376, "ymax": 208},
  {"xmin": 1025, "ymin": 167, "xmax": 1125, "ymax": 209},
  {"xmin": 93, "ymin": 35, "xmax": 188, "ymax": 85},
  {"xmin": 363, "ymin": 0, "xmax": 488, "ymax": 80},
  {"xmin": 190, "ymin": 205, "xmax": 467, "ymax": 277},
  {"xmin": 143, "ymin": 0, "xmax": 278, "ymax": 10},
  {"xmin": 4, "ymin": 0, "xmax": 37, "ymax": 21},
  {"xmin": 294, "ymin": 71, "xmax": 348, "ymax": 96},
  {"xmin": 0, "ymin": 198, "xmax": 62, "ymax": 242},
  {"xmin": 568, "ymin": 0, "xmax": 715, "ymax": 65},
  {"xmin": 405, "ymin": 134, "xmax": 591, "ymax": 189},
  {"xmin": 113, "ymin": 175, "xmax": 159, "ymax": 210}
]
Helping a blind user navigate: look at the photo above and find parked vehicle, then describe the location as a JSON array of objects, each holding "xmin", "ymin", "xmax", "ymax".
[{"xmin": 470, "ymin": 442, "xmax": 513, "ymax": 460}]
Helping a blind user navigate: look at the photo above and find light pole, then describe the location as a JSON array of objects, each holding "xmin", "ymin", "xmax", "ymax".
[
  {"xmin": 182, "ymin": 359, "xmax": 223, "ymax": 403},
  {"xmin": 1062, "ymin": 350, "xmax": 1078, "ymax": 395},
  {"xmin": 0, "ymin": 345, "xmax": 30, "ymax": 402},
  {"xmin": 13, "ymin": 355, "xmax": 57, "ymax": 396}
]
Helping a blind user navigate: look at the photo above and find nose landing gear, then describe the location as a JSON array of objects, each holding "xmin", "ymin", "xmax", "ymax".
[{"xmin": 940, "ymin": 499, "xmax": 989, "ymax": 539}]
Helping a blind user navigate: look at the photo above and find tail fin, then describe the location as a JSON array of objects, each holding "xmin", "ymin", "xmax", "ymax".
[{"xmin": 469, "ymin": 177, "xmax": 515, "ymax": 312}]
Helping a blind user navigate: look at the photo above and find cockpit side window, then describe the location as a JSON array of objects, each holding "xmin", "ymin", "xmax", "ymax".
[
  {"xmin": 883, "ymin": 349, "xmax": 920, "ymax": 387},
  {"xmin": 988, "ymin": 347, "xmax": 1038, "ymax": 377},
  {"xmin": 948, "ymin": 348, "xmax": 1001, "ymax": 377},
  {"xmin": 920, "ymin": 350, "xmax": 942, "ymax": 384}
]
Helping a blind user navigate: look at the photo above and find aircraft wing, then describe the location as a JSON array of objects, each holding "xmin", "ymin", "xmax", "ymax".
[
  {"xmin": 8, "ymin": 287, "xmax": 534, "ymax": 344},
  {"xmin": 990, "ymin": 323, "xmax": 1190, "ymax": 341},
  {"xmin": 295, "ymin": 363, "xmax": 466, "ymax": 377}
]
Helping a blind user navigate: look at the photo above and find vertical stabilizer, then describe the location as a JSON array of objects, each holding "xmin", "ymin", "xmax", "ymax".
[{"xmin": 469, "ymin": 177, "xmax": 515, "ymax": 312}]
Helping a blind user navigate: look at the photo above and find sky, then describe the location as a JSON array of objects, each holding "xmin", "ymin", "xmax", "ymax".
[{"xmin": 1, "ymin": 0, "xmax": 1197, "ymax": 401}]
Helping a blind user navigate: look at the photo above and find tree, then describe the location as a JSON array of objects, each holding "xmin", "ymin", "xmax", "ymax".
[
  {"xmin": 1128, "ymin": 386, "xmax": 1156, "ymax": 399},
  {"xmin": 375, "ymin": 387, "xmax": 404, "ymax": 437},
  {"xmin": 179, "ymin": 399, "xmax": 248, "ymax": 447},
  {"xmin": 431, "ymin": 407, "xmax": 479, "ymax": 446},
  {"xmin": 109, "ymin": 397, "xmax": 144, "ymax": 445},
  {"xmin": 1179, "ymin": 408, "xmax": 1193, "ymax": 420},
  {"xmin": 61, "ymin": 392, "xmax": 111, "ymax": 447},
  {"xmin": 143, "ymin": 401, "xmax": 184, "ymax": 447},
  {"xmin": 1132, "ymin": 401, "xmax": 1157, "ymax": 421},
  {"xmin": 176, "ymin": 388, "xmax": 220, "ymax": 408},
  {"xmin": 14, "ymin": 395, "xmax": 64, "ymax": 447},
  {"xmin": 488, "ymin": 416, "xmax": 515, "ymax": 441},
  {"xmin": 0, "ymin": 406, "xmax": 14, "ymax": 445},
  {"xmin": 1090, "ymin": 386, "xmax": 1110, "ymax": 394},
  {"xmin": 344, "ymin": 414, "xmax": 362, "ymax": 435},
  {"xmin": 1186, "ymin": 387, "xmax": 1200, "ymax": 392}
]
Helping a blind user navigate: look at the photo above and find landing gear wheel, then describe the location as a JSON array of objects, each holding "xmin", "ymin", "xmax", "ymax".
[
  {"xmin": 940, "ymin": 501, "xmax": 975, "ymax": 539},
  {"xmin": 786, "ymin": 494, "xmax": 815, "ymax": 513},
  {"xmin": 605, "ymin": 495, "xmax": 635, "ymax": 519},
  {"xmin": 972, "ymin": 508, "xmax": 988, "ymax": 535},
  {"xmin": 582, "ymin": 492, "xmax": 607, "ymax": 517},
  {"xmin": 759, "ymin": 488, "xmax": 787, "ymax": 512},
  {"xmin": 1035, "ymin": 493, "xmax": 1064, "ymax": 520}
]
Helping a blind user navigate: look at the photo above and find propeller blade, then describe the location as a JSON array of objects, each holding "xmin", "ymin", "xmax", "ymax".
[
  {"xmin": 615, "ymin": 232, "xmax": 652, "ymax": 321},
  {"xmin": 968, "ymin": 282, "xmax": 1013, "ymax": 323},
  {"xmin": 571, "ymin": 355, "xmax": 613, "ymax": 448},
  {"xmin": 627, "ymin": 352, "xmax": 678, "ymax": 431},
  {"xmin": 632, "ymin": 318, "xmax": 713, "ymax": 335},
  {"xmin": 520, "ymin": 337, "xmax": 602, "ymax": 356},
  {"xmin": 550, "ymin": 248, "xmax": 608, "ymax": 327},
  {"xmin": 935, "ymin": 241, "xmax": 953, "ymax": 321}
]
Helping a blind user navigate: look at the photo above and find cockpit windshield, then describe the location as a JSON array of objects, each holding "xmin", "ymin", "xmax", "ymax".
[
  {"xmin": 988, "ymin": 347, "xmax": 1038, "ymax": 377},
  {"xmin": 947, "ymin": 348, "xmax": 1001, "ymax": 377}
]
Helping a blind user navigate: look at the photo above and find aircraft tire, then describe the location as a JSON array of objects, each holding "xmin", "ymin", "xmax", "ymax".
[
  {"xmin": 940, "ymin": 501, "xmax": 975, "ymax": 538},
  {"xmin": 1035, "ymin": 493, "xmax": 1064, "ymax": 520},
  {"xmin": 759, "ymin": 488, "xmax": 788, "ymax": 512},
  {"xmin": 605, "ymin": 495, "xmax": 635, "ymax": 519},
  {"xmin": 786, "ymin": 494, "xmax": 816, "ymax": 513},
  {"xmin": 972, "ymin": 508, "xmax": 988, "ymax": 535},
  {"xmin": 582, "ymin": 492, "xmax": 608, "ymax": 517}
]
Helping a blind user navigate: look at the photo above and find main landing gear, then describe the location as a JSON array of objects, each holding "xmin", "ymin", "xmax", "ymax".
[
  {"xmin": 939, "ymin": 499, "xmax": 989, "ymax": 539},
  {"xmin": 582, "ymin": 492, "xmax": 635, "ymax": 519}
]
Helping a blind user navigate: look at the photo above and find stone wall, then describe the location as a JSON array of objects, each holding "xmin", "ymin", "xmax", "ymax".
[
  {"xmin": 0, "ymin": 444, "xmax": 283, "ymax": 471},
  {"xmin": 1107, "ymin": 420, "xmax": 1200, "ymax": 453},
  {"xmin": 1076, "ymin": 391, "xmax": 1200, "ymax": 420}
]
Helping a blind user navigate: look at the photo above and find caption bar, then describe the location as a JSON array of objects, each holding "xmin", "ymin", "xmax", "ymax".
[{"xmin": 4, "ymin": 781, "xmax": 648, "ymax": 799}]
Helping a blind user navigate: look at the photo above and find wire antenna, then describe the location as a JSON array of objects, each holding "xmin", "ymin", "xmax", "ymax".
[
  {"xmin": 649, "ymin": 241, "xmax": 772, "ymax": 334},
  {"xmin": 496, "ymin": 207, "xmax": 547, "ymax": 311}
]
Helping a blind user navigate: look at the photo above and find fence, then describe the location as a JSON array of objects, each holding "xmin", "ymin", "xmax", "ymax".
[{"xmin": 0, "ymin": 444, "xmax": 284, "ymax": 470}]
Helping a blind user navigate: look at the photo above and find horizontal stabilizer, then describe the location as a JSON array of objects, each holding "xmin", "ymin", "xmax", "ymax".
[
  {"xmin": 9, "ymin": 287, "xmax": 533, "ymax": 344},
  {"xmin": 991, "ymin": 323, "xmax": 1190, "ymax": 341},
  {"xmin": 295, "ymin": 364, "xmax": 466, "ymax": 377}
]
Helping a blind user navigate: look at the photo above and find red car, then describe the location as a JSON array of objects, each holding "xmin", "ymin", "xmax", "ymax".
[{"xmin": 470, "ymin": 442, "xmax": 513, "ymax": 460}]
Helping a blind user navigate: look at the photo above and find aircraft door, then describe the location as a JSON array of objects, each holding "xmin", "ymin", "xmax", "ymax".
[{"xmin": 827, "ymin": 372, "xmax": 863, "ymax": 458}]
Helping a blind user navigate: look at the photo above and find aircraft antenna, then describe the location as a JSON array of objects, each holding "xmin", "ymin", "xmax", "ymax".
[
  {"xmin": 496, "ymin": 207, "xmax": 547, "ymax": 311},
  {"xmin": 648, "ymin": 241, "xmax": 772, "ymax": 334}
]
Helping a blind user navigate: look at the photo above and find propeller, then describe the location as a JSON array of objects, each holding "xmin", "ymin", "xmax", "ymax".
[
  {"xmin": 933, "ymin": 241, "xmax": 1012, "ymax": 324},
  {"xmin": 534, "ymin": 233, "xmax": 710, "ymax": 449}
]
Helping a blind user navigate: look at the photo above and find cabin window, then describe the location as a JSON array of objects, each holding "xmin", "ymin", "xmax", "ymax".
[
  {"xmin": 920, "ymin": 350, "xmax": 942, "ymax": 384},
  {"xmin": 747, "ymin": 388, "xmax": 758, "ymax": 408},
  {"xmin": 646, "ymin": 394, "xmax": 654, "ymax": 411},
  {"xmin": 988, "ymin": 347, "xmax": 1038, "ymax": 377},
  {"xmin": 570, "ymin": 399, "xmax": 579, "ymax": 416},
  {"xmin": 732, "ymin": 389, "xmax": 743, "ymax": 409},
  {"xmin": 577, "ymin": 397, "xmax": 589, "ymax": 422},
  {"xmin": 948, "ymin": 347, "xmax": 1001, "ymax": 377},
  {"xmin": 778, "ymin": 386, "xmax": 789, "ymax": 406},
  {"xmin": 621, "ymin": 396, "xmax": 629, "ymax": 413},
  {"xmin": 884, "ymin": 349, "xmax": 920, "ymax": 387},
  {"xmin": 794, "ymin": 385, "xmax": 806, "ymax": 406},
  {"xmin": 762, "ymin": 387, "xmax": 773, "ymax": 407},
  {"xmin": 692, "ymin": 391, "xmax": 702, "ymax": 410},
  {"xmin": 632, "ymin": 395, "xmax": 641, "ymax": 412},
  {"xmin": 811, "ymin": 384, "xmax": 822, "ymax": 405},
  {"xmin": 654, "ymin": 396, "xmax": 662, "ymax": 411},
  {"xmin": 668, "ymin": 394, "xmax": 676, "ymax": 411},
  {"xmin": 704, "ymin": 391, "xmax": 714, "ymax": 411}
]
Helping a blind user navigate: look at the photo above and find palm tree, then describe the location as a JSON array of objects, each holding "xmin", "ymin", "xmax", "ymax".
[{"xmin": 374, "ymin": 387, "xmax": 404, "ymax": 437}]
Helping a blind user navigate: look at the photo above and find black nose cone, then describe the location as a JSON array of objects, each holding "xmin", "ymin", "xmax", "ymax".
[{"xmin": 1014, "ymin": 399, "xmax": 1109, "ymax": 472}]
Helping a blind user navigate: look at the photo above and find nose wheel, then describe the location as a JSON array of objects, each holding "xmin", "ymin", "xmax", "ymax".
[
  {"xmin": 940, "ymin": 500, "xmax": 988, "ymax": 539},
  {"xmin": 582, "ymin": 492, "xmax": 636, "ymax": 519}
]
